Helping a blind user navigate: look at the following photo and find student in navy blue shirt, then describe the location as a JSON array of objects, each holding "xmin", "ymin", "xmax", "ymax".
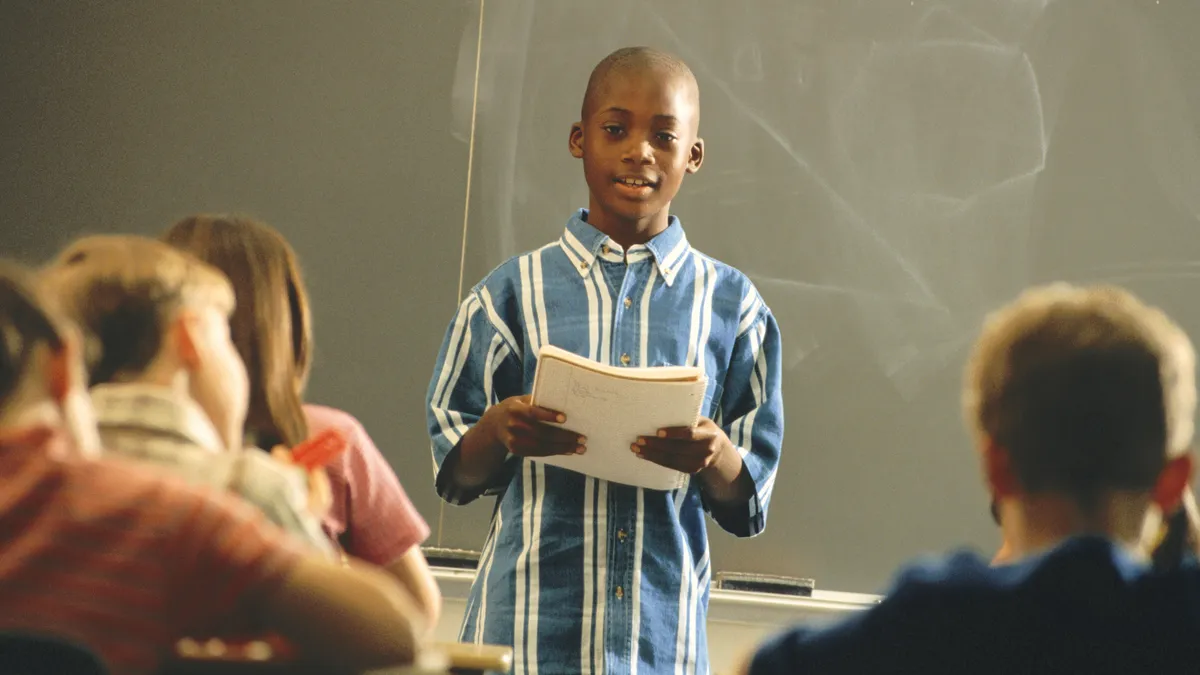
[{"xmin": 743, "ymin": 284, "xmax": 1200, "ymax": 674}]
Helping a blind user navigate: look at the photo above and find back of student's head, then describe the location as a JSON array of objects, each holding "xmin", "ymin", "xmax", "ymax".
[
  {"xmin": 964, "ymin": 284, "xmax": 1196, "ymax": 512},
  {"xmin": 42, "ymin": 235, "xmax": 248, "ymax": 450},
  {"xmin": 162, "ymin": 214, "xmax": 313, "ymax": 449},
  {"xmin": 0, "ymin": 260, "xmax": 101, "ymax": 455},
  {"xmin": 43, "ymin": 235, "xmax": 235, "ymax": 384},
  {"xmin": 0, "ymin": 261, "xmax": 65, "ymax": 413}
]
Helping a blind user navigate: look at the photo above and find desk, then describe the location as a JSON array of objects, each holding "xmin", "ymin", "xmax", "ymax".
[{"xmin": 161, "ymin": 639, "xmax": 511, "ymax": 675}]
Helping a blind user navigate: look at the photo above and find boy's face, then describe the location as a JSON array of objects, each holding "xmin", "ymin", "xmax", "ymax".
[{"xmin": 570, "ymin": 67, "xmax": 703, "ymax": 229}]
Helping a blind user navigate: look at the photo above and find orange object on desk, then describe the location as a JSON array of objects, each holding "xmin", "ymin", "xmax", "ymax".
[{"xmin": 290, "ymin": 428, "xmax": 348, "ymax": 469}]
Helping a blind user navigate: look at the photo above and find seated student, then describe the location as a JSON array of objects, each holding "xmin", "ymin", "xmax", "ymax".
[
  {"xmin": 742, "ymin": 284, "xmax": 1200, "ymax": 674},
  {"xmin": 41, "ymin": 234, "xmax": 334, "ymax": 556},
  {"xmin": 0, "ymin": 261, "xmax": 423, "ymax": 674},
  {"xmin": 162, "ymin": 214, "xmax": 441, "ymax": 626}
]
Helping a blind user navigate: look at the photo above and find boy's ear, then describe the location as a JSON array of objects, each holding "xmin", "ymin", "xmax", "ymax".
[
  {"xmin": 686, "ymin": 137, "xmax": 705, "ymax": 174},
  {"xmin": 569, "ymin": 122, "xmax": 585, "ymax": 159},
  {"xmin": 45, "ymin": 340, "xmax": 74, "ymax": 404},
  {"xmin": 172, "ymin": 311, "xmax": 202, "ymax": 372},
  {"xmin": 1152, "ymin": 452, "xmax": 1194, "ymax": 513},
  {"xmin": 982, "ymin": 438, "xmax": 1020, "ymax": 500},
  {"xmin": 45, "ymin": 326, "xmax": 88, "ymax": 402}
]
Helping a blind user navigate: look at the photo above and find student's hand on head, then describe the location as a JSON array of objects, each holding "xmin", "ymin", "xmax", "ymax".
[
  {"xmin": 632, "ymin": 417, "xmax": 735, "ymax": 474},
  {"xmin": 480, "ymin": 395, "xmax": 585, "ymax": 458},
  {"xmin": 271, "ymin": 446, "xmax": 334, "ymax": 518}
]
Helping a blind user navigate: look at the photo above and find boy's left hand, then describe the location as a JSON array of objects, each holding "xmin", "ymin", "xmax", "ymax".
[{"xmin": 632, "ymin": 418, "xmax": 735, "ymax": 475}]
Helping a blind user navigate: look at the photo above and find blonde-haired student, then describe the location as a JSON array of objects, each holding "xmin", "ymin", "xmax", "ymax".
[{"xmin": 742, "ymin": 284, "xmax": 1199, "ymax": 674}]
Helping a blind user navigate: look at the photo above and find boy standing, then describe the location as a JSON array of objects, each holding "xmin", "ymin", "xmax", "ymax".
[
  {"xmin": 743, "ymin": 284, "xmax": 1200, "ymax": 674},
  {"xmin": 427, "ymin": 47, "xmax": 784, "ymax": 674}
]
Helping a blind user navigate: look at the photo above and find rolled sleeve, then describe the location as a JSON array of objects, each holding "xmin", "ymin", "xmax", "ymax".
[
  {"xmin": 426, "ymin": 289, "xmax": 523, "ymax": 505},
  {"xmin": 307, "ymin": 404, "xmax": 431, "ymax": 565},
  {"xmin": 706, "ymin": 303, "xmax": 784, "ymax": 537}
]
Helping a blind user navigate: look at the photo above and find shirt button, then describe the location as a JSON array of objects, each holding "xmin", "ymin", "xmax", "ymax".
[
  {"xmin": 579, "ymin": 261, "xmax": 589, "ymax": 271},
  {"xmin": 620, "ymin": 353, "xmax": 631, "ymax": 366},
  {"xmin": 615, "ymin": 586, "xmax": 624, "ymax": 599},
  {"xmin": 623, "ymin": 297, "xmax": 632, "ymax": 309},
  {"xmin": 602, "ymin": 244, "xmax": 611, "ymax": 255},
  {"xmin": 617, "ymin": 529, "xmax": 627, "ymax": 541}
]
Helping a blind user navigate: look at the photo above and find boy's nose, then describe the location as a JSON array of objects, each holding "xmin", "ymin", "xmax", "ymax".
[{"xmin": 622, "ymin": 140, "xmax": 654, "ymax": 164}]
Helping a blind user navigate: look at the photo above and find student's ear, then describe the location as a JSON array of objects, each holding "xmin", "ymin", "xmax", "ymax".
[
  {"xmin": 44, "ymin": 324, "xmax": 91, "ymax": 402},
  {"xmin": 45, "ymin": 339, "xmax": 74, "ymax": 405},
  {"xmin": 982, "ymin": 438, "xmax": 1020, "ymax": 500},
  {"xmin": 686, "ymin": 137, "xmax": 704, "ymax": 174},
  {"xmin": 569, "ymin": 122, "xmax": 585, "ymax": 159},
  {"xmin": 1152, "ymin": 452, "xmax": 1194, "ymax": 513},
  {"xmin": 172, "ymin": 311, "xmax": 202, "ymax": 372}
]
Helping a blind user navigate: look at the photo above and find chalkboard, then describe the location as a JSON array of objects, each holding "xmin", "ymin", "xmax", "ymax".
[{"xmin": 441, "ymin": 0, "xmax": 1200, "ymax": 592}]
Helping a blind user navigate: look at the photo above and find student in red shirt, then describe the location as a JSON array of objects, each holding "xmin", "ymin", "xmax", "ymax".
[
  {"xmin": 0, "ymin": 261, "xmax": 425, "ymax": 674},
  {"xmin": 162, "ymin": 214, "xmax": 441, "ymax": 627}
]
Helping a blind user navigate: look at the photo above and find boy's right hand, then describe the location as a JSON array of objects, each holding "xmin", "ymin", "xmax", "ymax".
[{"xmin": 480, "ymin": 395, "xmax": 586, "ymax": 457}]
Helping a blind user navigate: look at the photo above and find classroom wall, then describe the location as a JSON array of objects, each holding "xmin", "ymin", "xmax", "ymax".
[{"xmin": 0, "ymin": 0, "xmax": 471, "ymax": 545}]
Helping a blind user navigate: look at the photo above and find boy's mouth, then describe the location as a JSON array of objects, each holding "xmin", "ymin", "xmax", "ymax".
[{"xmin": 613, "ymin": 175, "xmax": 659, "ymax": 196}]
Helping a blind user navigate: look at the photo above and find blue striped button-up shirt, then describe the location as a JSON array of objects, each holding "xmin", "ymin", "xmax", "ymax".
[{"xmin": 427, "ymin": 210, "xmax": 784, "ymax": 675}]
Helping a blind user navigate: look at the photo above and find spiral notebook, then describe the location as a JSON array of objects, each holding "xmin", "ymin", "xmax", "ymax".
[{"xmin": 529, "ymin": 345, "xmax": 708, "ymax": 490}]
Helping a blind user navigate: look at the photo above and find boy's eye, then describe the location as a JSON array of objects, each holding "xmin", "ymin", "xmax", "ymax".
[
  {"xmin": 656, "ymin": 132, "xmax": 678, "ymax": 143},
  {"xmin": 602, "ymin": 124, "xmax": 623, "ymax": 135}
]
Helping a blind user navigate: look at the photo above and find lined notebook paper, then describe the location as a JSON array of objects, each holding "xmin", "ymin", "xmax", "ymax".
[{"xmin": 529, "ymin": 345, "xmax": 708, "ymax": 490}]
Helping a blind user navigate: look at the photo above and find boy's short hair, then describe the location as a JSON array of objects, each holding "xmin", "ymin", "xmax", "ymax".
[
  {"xmin": 964, "ymin": 284, "xmax": 1196, "ymax": 510},
  {"xmin": 582, "ymin": 46, "xmax": 698, "ymax": 120},
  {"xmin": 0, "ymin": 261, "xmax": 66, "ymax": 410},
  {"xmin": 43, "ymin": 235, "xmax": 235, "ymax": 386}
]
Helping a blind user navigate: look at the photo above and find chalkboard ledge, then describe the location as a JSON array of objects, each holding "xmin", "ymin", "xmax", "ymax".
[{"xmin": 430, "ymin": 567, "xmax": 879, "ymax": 627}]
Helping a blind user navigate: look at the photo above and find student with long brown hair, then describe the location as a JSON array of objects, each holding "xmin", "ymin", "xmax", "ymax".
[{"xmin": 163, "ymin": 214, "xmax": 441, "ymax": 627}]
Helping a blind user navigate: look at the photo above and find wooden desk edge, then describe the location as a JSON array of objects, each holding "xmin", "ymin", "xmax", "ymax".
[{"xmin": 435, "ymin": 642, "xmax": 513, "ymax": 672}]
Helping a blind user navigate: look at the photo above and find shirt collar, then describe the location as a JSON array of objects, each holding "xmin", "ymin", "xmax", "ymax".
[
  {"xmin": 559, "ymin": 208, "xmax": 691, "ymax": 286},
  {"xmin": 1003, "ymin": 535, "xmax": 1147, "ymax": 581},
  {"xmin": 90, "ymin": 383, "xmax": 224, "ymax": 453}
]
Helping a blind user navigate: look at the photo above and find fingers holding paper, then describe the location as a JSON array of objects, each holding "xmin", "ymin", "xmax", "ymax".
[
  {"xmin": 632, "ymin": 417, "xmax": 734, "ymax": 474},
  {"xmin": 486, "ymin": 394, "xmax": 586, "ymax": 458}
]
